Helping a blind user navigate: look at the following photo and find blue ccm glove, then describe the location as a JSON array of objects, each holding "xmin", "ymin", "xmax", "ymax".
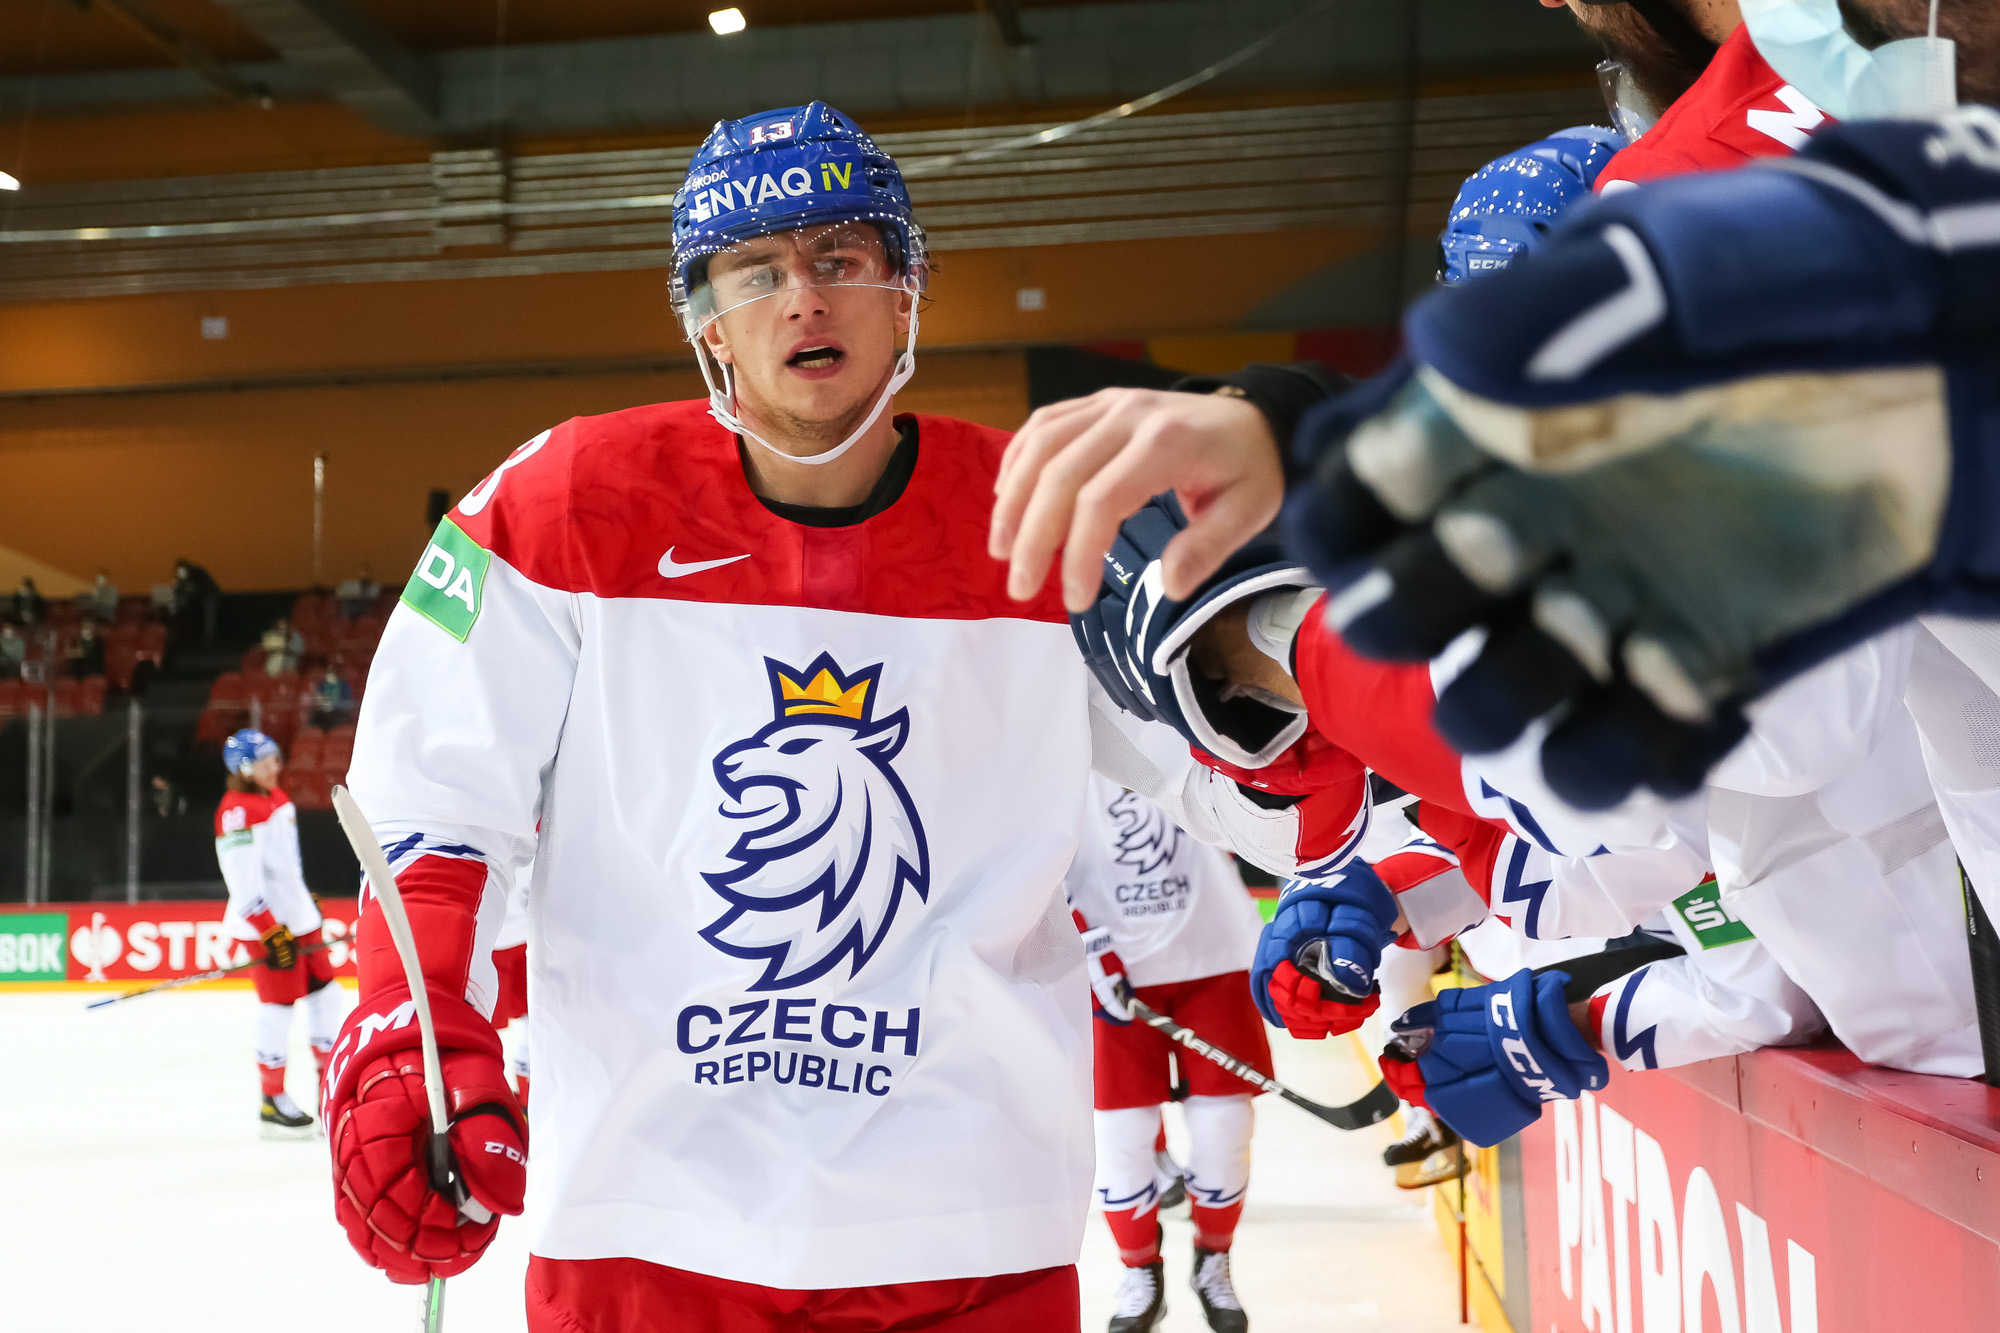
[
  {"xmin": 1282, "ymin": 109, "xmax": 2000, "ymax": 811},
  {"xmin": 1381, "ymin": 968, "xmax": 1608, "ymax": 1147},
  {"xmin": 1073, "ymin": 492, "xmax": 1317, "ymax": 770},
  {"xmin": 1249, "ymin": 864, "xmax": 1398, "ymax": 1039}
]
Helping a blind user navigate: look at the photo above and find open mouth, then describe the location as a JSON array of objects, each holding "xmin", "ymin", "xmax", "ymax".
[{"xmin": 787, "ymin": 345, "xmax": 844, "ymax": 371}]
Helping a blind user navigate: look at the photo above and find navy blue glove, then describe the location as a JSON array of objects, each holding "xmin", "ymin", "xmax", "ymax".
[
  {"xmin": 1250, "ymin": 864, "xmax": 1398, "ymax": 1037},
  {"xmin": 1073, "ymin": 492, "xmax": 1315, "ymax": 769},
  {"xmin": 1383, "ymin": 968, "xmax": 1608, "ymax": 1148},
  {"xmin": 1283, "ymin": 111, "xmax": 2000, "ymax": 811}
]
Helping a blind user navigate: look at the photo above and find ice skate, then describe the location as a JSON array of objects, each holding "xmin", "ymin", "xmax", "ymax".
[
  {"xmin": 1382, "ymin": 1105, "xmax": 1457, "ymax": 1167},
  {"xmin": 1190, "ymin": 1244, "xmax": 1248, "ymax": 1332},
  {"xmin": 259, "ymin": 1092, "xmax": 314, "ymax": 1139},
  {"xmin": 1384, "ymin": 1106, "xmax": 1466, "ymax": 1188},
  {"xmin": 1108, "ymin": 1259, "xmax": 1166, "ymax": 1333}
]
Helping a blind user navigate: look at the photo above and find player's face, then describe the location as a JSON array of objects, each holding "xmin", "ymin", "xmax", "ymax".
[
  {"xmin": 248, "ymin": 754, "xmax": 282, "ymax": 790},
  {"xmin": 699, "ymin": 224, "xmax": 913, "ymax": 445}
]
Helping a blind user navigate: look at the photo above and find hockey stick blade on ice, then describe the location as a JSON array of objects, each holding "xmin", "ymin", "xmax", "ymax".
[
  {"xmin": 1119, "ymin": 984, "xmax": 1396, "ymax": 1131},
  {"xmin": 333, "ymin": 784, "xmax": 487, "ymax": 1333},
  {"xmin": 85, "ymin": 939, "xmax": 332, "ymax": 1009}
]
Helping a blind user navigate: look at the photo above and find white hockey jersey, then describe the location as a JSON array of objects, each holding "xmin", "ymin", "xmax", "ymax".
[
  {"xmin": 346, "ymin": 401, "xmax": 1369, "ymax": 1292},
  {"xmin": 1063, "ymin": 774, "xmax": 1264, "ymax": 987},
  {"xmin": 214, "ymin": 788, "xmax": 321, "ymax": 942},
  {"xmin": 1471, "ymin": 630, "xmax": 1977, "ymax": 1076}
]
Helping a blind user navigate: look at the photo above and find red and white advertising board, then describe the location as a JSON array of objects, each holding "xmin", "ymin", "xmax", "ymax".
[
  {"xmin": 0, "ymin": 899, "xmax": 358, "ymax": 985},
  {"xmin": 1519, "ymin": 1047, "xmax": 2000, "ymax": 1331}
]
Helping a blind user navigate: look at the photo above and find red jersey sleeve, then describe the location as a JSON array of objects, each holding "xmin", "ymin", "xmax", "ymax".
[{"xmin": 1292, "ymin": 604, "xmax": 1472, "ymax": 815}]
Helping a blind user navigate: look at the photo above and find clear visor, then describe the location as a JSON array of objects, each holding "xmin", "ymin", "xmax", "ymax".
[{"xmin": 682, "ymin": 220, "xmax": 913, "ymax": 338}]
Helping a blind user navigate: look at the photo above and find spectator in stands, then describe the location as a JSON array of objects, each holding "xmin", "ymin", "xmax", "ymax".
[
  {"xmin": 11, "ymin": 577, "xmax": 45, "ymax": 627},
  {"xmin": 306, "ymin": 663, "xmax": 354, "ymax": 729},
  {"xmin": 0, "ymin": 623, "xmax": 23, "ymax": 679},
  {"xmin": 150, "ymin": 774, "xmax": 187, "ymax": 819},
  {"xmin": 65, "ymin": 620, "xmax": 105, "ymax": 681},
  {"xmin": 336, "ymin": 566, "xmax": 379, "ymax": 620},
  {"xmin": 85, "ymin": 569, "xmax": 118, "ymax": 621},
  {"xmin": 171, "ymin": 559, "xmax": 221, "ymax": 644},
  {"xmin": 261, "ymin": 616, "xmax": 304, "ymax": 676}
]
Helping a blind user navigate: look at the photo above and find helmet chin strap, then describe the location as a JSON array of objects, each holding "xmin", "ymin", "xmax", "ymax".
[{"xmin": 701, "ymin": 281, "xmax": 922, "ymax": 468}]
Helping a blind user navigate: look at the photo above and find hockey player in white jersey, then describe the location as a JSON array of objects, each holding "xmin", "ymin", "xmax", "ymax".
[
  {"xmin": 1068, "ymin": 775, "xmax": 1266, "ymax": 1333},
  {"xmin": 214, "ymin": 728, "xmax": 345, "ymax": 1135},
  {"xmin": 323, "ymin": 103, "xmax": 1369, "ymax": 1331}
]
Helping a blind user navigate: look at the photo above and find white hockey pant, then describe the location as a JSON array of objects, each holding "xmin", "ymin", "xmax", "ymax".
[
  {"xmin": 253, "ymin": 980, "xmax": 347, "ymax": 1067},
  {"xmin": 1094, "ymin": 1095, "xmax": 1254, "ymax": 1215}
]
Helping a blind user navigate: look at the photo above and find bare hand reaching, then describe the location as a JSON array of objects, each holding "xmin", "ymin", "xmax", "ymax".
[{"xmin": 988, "ymin": 387, "xmax": 1285, "ymax": 609}]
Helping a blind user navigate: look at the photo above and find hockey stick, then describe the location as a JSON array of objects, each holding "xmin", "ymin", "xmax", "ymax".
[
  {"xmin": 333, "ymin": 785, "xmax": 484, "ymax": 1333},
  {"xmin": 1118, "ymin": 983, "xmax": 1397, "ymax": 1131},
  {"xmin": 85, "ymin": 939, "xmax": 332, "ymax": 1009}
]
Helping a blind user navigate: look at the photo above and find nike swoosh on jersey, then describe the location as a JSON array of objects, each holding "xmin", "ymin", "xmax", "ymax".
[{"xmin": 659, "ymin": 548, "xmax": 753, "ymax": 578}]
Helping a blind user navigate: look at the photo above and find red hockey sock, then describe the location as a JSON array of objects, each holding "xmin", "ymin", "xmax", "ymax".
[
  {"xmin": 1191, "ymin": 1201, "xmax": 1244, "ymax": 1253},
  {"xmin": 312, "ymin": 1044, "xmax": 332, "ymax": 1091},
  {"xmin": 1100, "ymin": 1208, "xmax": 1162, "ymax": 1266},
  {"xmin": 258, "ymin": 1062, "xmax": 287, "ymax": 1099},
  {"xmin": 1154, "ymin": 1123, "xmax": 1168, "ymax": 1155}
]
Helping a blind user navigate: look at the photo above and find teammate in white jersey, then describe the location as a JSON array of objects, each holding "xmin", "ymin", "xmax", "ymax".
[
  {"xmin": 213, "ymin": 728, "xmax": 344, "ymax": 1135},
  {"xmin": 1068, "ymin": 775, "xmax": 1265, "ymax": 1333},
  {"xmin": 322, "ymin": 103, "xmax": 1370, "ymax": 1332}
]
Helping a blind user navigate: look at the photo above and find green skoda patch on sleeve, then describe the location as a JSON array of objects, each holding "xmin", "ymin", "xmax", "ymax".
[
  {"xmin": 402, "ymin": 517, "xmax": 491, "ymax": 643},
  {"xmin": 1673, "ymin": 878, "xmax": 1756, "ymax": 949}
]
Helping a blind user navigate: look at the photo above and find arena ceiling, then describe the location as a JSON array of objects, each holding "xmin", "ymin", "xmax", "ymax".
[{"xmin": 0, "ymin": 0, "xmax": 1597, "ymax": 146}]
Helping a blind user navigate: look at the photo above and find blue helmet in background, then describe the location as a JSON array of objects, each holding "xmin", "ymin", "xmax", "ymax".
[
  {"xmin": 1438, "ymin": 127, "xmax": 1628, "ymax": 284},
  {"xmin": 224, "ymin": 728, "xmax": 281, "ymax": 776},
  {"xmin": 670, "ymin": 101, "xmax": 926, "ymax": 334}
]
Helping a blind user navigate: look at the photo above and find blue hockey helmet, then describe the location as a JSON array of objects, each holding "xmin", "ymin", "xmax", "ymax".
[
  {"xmin": 1438, "ymin": 127, "xmax": 1628, "ymax": 284},
  {"xmin": 670, "ymin": 101, "xmax": 927, "ymax": 336},
  {"xmin": 670, "ymin": 101, "xmax": 930, "ymax": 470},
  {"xmin": 224, "ymin": 728, "xmax": 281, "ymax": 775}
]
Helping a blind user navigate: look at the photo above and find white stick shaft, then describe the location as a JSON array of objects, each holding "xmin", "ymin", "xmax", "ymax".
[{"xmin": 333, "ymin": 784, "xmax": 451, "ymax": 1138}]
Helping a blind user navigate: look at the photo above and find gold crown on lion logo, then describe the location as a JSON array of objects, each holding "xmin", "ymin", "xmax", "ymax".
[{"xmin": 777, "ymin": 667, "xmax": 872, "ymax": 720}]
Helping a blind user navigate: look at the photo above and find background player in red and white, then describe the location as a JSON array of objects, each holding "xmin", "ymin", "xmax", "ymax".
[
  {"xmin": 214, "ymin": 728, "xmax": 344, "ymax": 1136},
  {"xmin": 323, "ymin": 103, "xmax": 1370, "ymax": 1332},
  {"xmin": 1068, "ymin": 775, "xmax": 1265, "ymax": 1333}
]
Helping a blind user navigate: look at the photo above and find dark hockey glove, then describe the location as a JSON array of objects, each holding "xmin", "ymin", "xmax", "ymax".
[
  {"xmin": 1282, "ymin": 112, "xmax": 2000, "ymax": 810},
  {"xmin": 259, "ymin": 921, "xmax": 298, "ymax": 971},
  {"xmin": 1379, "ymin": 968, "xmax": 1606, "ymax": 1147},
  {"xmin": 1073, "ymin": 491, "xmax": 1316, "ymax": 770},
  {"xmin": 323, "ymin": 985, "xmax": 527, "ymax": 1284},
  {"xmin": 1250, "ymin": 863, "xmax": 1398, "ymax": 1037}
]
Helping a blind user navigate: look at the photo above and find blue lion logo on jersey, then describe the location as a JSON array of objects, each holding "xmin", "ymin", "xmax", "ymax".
[
  {"xmin": 1107, "ymin": 789, "xmax": 1180, "ymax": 875},
  {"xmin": 700, "ymin": 653, "xmax": 931, "ymax": 991}
]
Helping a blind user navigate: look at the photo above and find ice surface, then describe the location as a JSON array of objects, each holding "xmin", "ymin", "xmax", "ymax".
[{"xmin": 0, "ymin": 991, "xmax": 1464, "ymax": 1332}]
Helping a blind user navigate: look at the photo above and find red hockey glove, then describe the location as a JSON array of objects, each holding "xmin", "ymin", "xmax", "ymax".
[
  {"xmin": 1377, "ymin": 1045, "xmax": 1430, "ymax": 1110},
  {"xmin": 1266, "ymin": 960, "xmax": 1380, "ymax": 1039},
  {"xmin": 323, "ymin": 985, "xmax": 527, "ymax": 1284}
]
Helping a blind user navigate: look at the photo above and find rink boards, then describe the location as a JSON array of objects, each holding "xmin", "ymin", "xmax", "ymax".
[
  {"xmin": 1493, "ymin": 1047, "xmax": 2000, "ymax": 1332},
  {"xmin": 0, "ymin": 898, "xmax": 359, "ymax": 988}
]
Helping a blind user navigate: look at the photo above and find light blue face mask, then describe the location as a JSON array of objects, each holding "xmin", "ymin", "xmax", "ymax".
[{"xmin": 1739, "ymin": 0, "xmax": 1957, "ymax": 119}]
